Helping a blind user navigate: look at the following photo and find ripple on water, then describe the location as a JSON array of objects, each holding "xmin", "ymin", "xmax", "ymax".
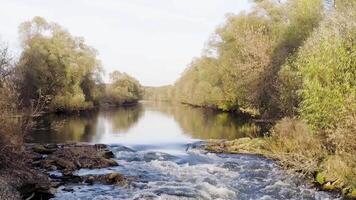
[{"xmin": 53, "ymin": 144, "xmax": 340, "ymax": 200}]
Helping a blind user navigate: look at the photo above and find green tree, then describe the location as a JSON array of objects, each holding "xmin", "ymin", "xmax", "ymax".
[
  {"xmin": 104, "ymin": 71, "xmax": 143, "ymax": 105},
  {"xmin": 17, "ymin": 16, "xmax": 102, "ymax": 112}
]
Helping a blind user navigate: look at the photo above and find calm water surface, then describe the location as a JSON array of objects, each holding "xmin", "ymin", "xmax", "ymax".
[{"xmin": 28, "ymin": 102, "xmax": 337, "ymax": 200}]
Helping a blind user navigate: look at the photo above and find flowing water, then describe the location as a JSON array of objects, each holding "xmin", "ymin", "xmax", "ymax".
[{"xmin": 28, "ymin": 101, "xmax": 338, "ymax": 200}]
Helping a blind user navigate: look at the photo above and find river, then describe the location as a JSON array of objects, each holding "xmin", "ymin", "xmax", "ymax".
[{"xmin": 28, "ymin": 101, "xmax": 337, "ymax": 200}]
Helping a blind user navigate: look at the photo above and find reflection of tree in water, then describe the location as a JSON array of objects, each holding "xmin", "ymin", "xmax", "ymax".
[
  {"xmin": 144, "ymin": 101, "xmax": 260, "ymax": 140},
  {"xmin": 103, "ymin": 105, "xmax": 143, "ymax": 132},
  {"xmin": 30, "ymin": 112, "xmax": 100, "ymax": 143}
]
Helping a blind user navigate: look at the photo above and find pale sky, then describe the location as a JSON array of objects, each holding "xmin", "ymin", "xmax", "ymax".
[{"xmin": 0, "ymin": 0, "xmax": 251, "ymax": 86}]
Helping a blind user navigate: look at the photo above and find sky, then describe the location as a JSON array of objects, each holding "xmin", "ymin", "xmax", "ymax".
[{"xmin": 0, "ymin": 0, "xmax": 251, "ymax": 86}]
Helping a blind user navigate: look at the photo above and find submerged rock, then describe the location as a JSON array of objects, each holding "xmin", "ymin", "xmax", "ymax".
[{"xmin": 82, "ymin": 173, "xmax": 127, "ymax": 186}]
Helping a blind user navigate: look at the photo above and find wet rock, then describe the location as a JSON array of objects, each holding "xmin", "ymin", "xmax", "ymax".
[
  {"xmin": 50, "ymin": 181, "xmax": 62, "ymax": 188},
  {"xmin": 44, "ymin": 144, "xmax": 58, "ymax": 149},
  {"xmin": 62, "ymin": 187, "xmax": 74, "ymax": 192},
  {"xmin": 85, "ymin": 176, "xmax": 95, "ymax": 185},
  {"xmin": 60, "ymin": 173, "xmax": 82, "ymax": 184},
  {"xmin": 32, "ymin": 145, "xmax": 56, "ymax": 154},
  {"xmin": 55, "ymin": 158, "xmax": 76, "ymax": 171},
  {"xmin": 82, "ymin": 173, "xmax": 127, "ymax": 186},
  {"xmin": 94, "ymin": 144, "xmax": 107, "ymax": 149},
  {"xmin": 106, "ymin": 173, "xmax": 126, "ymax": 185},
  {"xmin": 111, "ymin": 145, "xmax": 135, "ymax": 152},
  {"xmin": 101, "ymin": 150, "xmax": 115, "ymax": 159},
  {"xmin": 143, "ymin": 152, "xmax": 178, "ymax": 162}
]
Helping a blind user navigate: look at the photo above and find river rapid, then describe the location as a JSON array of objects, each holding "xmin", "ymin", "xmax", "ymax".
[{"xmin": 28, "ymin": 102, "xmax": 338, "ymax": 200}]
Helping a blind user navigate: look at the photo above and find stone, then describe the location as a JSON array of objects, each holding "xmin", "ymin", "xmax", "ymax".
[
  {"xmin": 50, "ymin": 182, "xmax": 62, "ymax": 188},
  {"xmin": 55, "ymin": 158, "xmax": 76, "ymax": 170},
  {"xmin": 32, "ymin": 145, "xmax": 56, "ymax": 154},
  {"xmin": 85, "ymin": 176, "xmax": 95, "ymax": 185},
  {"xmin": 62, "ymin": 187, "xmax": 74, "ymax": 192},
  {"xmin": 106, "ymin": 173, "xmax": 125, "ymax": 184},
  {"xmin": 101, "ymin": 150, "xmax": 115, "ymax": 159},
  {"xmin": 94, "ymin": 144, "xmax": 107, "ymax": 149},
  {"xmin": 104, "ymin": 158, "xmax": 118, "ymax": 166}
]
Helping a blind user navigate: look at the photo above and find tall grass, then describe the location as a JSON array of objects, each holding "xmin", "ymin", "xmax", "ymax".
[{"xmin": 264, "ymin": 118, "xmax": 325, "ymax": 176}]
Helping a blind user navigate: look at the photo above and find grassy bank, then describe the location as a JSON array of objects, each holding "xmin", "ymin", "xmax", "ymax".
[{"xmin": 204, "ymin": 117, "xmax": 356, "ymax": 199}]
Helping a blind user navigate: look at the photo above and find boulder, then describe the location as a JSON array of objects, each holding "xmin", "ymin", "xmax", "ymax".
[
  {"xmin": 32, "ymin": 145, "xmax": 56, "ymax": 154},
  {"xmin": 106, "ymin": 173, "xmax": 125, "ymax": 185}
]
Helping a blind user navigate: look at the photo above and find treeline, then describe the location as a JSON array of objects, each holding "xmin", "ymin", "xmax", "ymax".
[
  {"xmin": 147, "ymin": 0, "xmax": 356, "ymax": 195},
  {"xmin": 1, "ymin": 16, "xmax": 143, "ymax": 114},
  {"xmin": 0, "ymin": 16, "xmax": 143, "ymax": 188},
  {"xmin": 144, "ymin": 85, "xmax": 174, "ymax": 102}
]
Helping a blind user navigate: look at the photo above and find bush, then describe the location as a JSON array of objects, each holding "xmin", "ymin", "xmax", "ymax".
[{"xmin": 294, "ymin": 6, "xmax": 356, "ymax": 131}]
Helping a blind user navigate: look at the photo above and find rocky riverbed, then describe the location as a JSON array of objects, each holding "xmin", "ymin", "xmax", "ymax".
[
  {"xmin": 0, "ymin": 143, "xmax": 127, "ymax": 200},
  {"xmin": 0, "ymin": 141, "xmax": 344, "ymax": 200}
]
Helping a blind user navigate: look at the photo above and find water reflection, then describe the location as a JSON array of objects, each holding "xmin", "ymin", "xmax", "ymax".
[
  {"xmin": 100, "ymin": 105, "xmax": 143, "ymax": 132},
  {"xmin": 145, "ymin": 101, "xmax": 260, "ymax": 140},
  {"xmin": 28, "ymin": 101, "xmax": 261, "ymax": 144}
]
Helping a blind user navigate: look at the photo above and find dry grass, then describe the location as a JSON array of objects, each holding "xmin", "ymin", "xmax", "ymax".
[
  {"xmin": 263, "ymin": 118, "xmax": 325, "ymax": 176},
  {"xmin": 322, "ymin": 113, "xmax": 356, "ymax": 189}
]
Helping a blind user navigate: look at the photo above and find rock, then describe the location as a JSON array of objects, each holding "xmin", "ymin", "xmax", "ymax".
[
  {"xmin": 101, "ymin": 150, "xmax": 115, "ymax": 159},
  {"xmin": 62, "ymin": 187, "xmax": 74, "ymax": 192},
  {"xmin": 103, "ymin": 158, "xmax": 118, "ymax": 167},
  {"xmin": 60, "ymin": 173, "xmax": 82, "ymax": 183},
  {"xmin": 94, "ymin": 144, "xmax": 107, "ymax": 149},
  {"xmin": 50, "ymin": 182, "xmax": 62, "ymax": 188},
  {"xmin": 106, "ymin": 173, "xmax": 125, "ymax": 185},
  {"xmin": 74, "ymin": 160, "xmax": 82, "ymax": 168},
  {"xmin": 44, "ymin": 144, "xmax": 58, "ymax": 149},
  {"xmin": 85, "ymin": 176, "xmax": 95, "ymax": 185},
  {"xmin": 32, "ymin": 145, "xmax": 56, "ymax": 154},
  {"xmin": 55, "ymin": 158, "xmax": 76, "ymax": 170}
]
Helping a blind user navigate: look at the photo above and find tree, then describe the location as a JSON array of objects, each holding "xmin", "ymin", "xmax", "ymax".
[
  {"xmin": 16, "ymin": 16, "xmax": 102, "ymax": 111},
  {"xmin": 104, "ymin": 71, "xmax": 143, "ymax": 105}
]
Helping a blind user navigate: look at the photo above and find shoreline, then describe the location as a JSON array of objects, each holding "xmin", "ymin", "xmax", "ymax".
[
  {"xmin": 2, "ymin": 140, "xmax": 353, "ymax": 199},
  {"xmin": 203, "ymin": 137, "xmax": 356, "ymax": 199},
  {"xmin": 0, "ymin": 143, "xmax": 126, "ymax": 200}
]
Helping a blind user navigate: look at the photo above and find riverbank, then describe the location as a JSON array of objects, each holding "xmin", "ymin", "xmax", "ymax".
[
  {"xmin": 0, "ymin": 143, "xmax": 126, "ymax": 200},
  {"xmin": 204, "ymin": 136, "xmax": 356, "ymax": 199}
]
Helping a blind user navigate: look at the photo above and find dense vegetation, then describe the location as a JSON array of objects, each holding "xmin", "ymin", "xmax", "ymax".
[
  {"xmin": 146, "ymin": 0, "xmax": 356, "ymax": 196},
  {"xmin": 1, "ymin": 16, "xmax": 143, "ymax": 114},
  {"xmin": 0, "ymin": 16, "xmax": 143, "ymax": 198},
  {"xmin": 102, "ymin": 71, "xmax": 143, "ymax": 106}
]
